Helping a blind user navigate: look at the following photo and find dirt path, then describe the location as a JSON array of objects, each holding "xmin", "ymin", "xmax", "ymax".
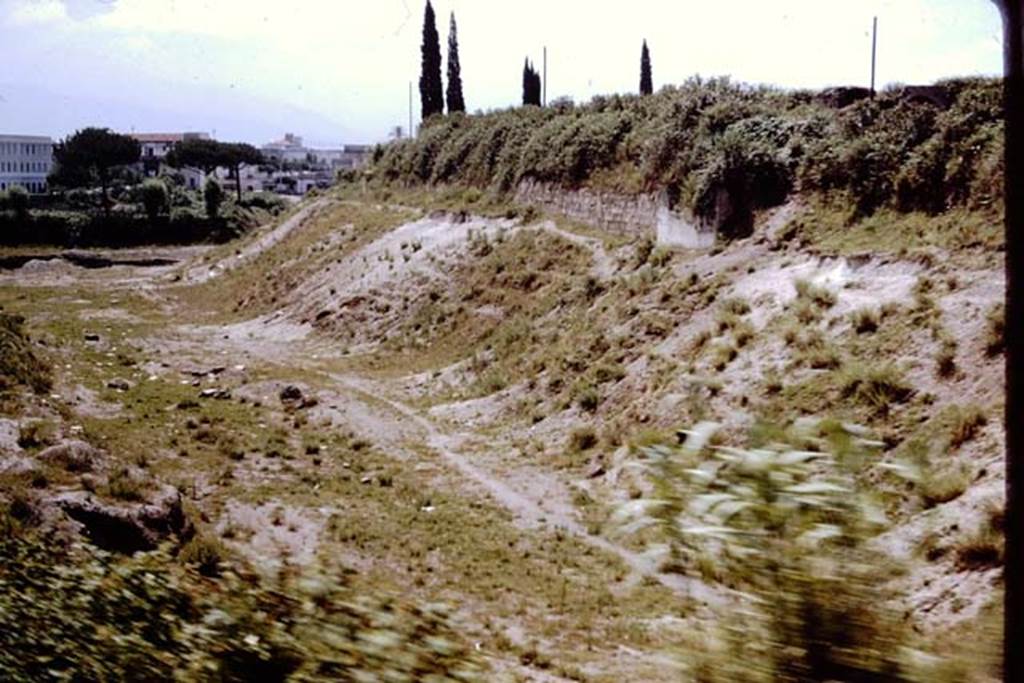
[
  {"xmin": 332, "ymin": 372, "xmax": 715, "ymax": 603},
  {"xmin": 536, "ymin": 221, "xmax": 618, "ymax": 279},
  {"xmin": 183, "ymin": 198, "xmax": 331, "ymax": 283}
]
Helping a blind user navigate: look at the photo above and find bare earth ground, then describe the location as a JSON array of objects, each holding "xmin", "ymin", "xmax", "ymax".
[{"xmin": 0, "ymin": 195, "xmax": 1005, "ymax": 680}]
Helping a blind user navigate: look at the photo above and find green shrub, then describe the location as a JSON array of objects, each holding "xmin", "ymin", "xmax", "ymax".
[
  {"xmin": 0, "ymin": 314, "xmax": 50, "ymax": 394},
  {"xmin": 178, "ymin": 533, "xmax": 226, "ymax": 576},
  {"xmin": 140, "ymin": 178, "xmax": 169, "ymax": 222},
  {"xmin": 616, "ymin": 421, "xmax": 913, "ymax": 681},
  {"xmin": 4, "ymin": 186, "xmax": 30, "ymax": 218},
  {"xmin": 203, "ymin": 177, "xmax": 224, "ymax": 219},
  {"xmin": 0, "ymin": 536, "xmax": 484, "ymax": 681},
  {"xmin": 366, "ymin": 77, "xmax": 1003, "ymax": 224}
]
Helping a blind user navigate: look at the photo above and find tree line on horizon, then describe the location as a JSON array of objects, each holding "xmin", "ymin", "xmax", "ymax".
[
  {"xmin": 418, "ymin": 0, "xmax": 654, "ymax": 124},
  {"xmin": 44, "ymin": 128, "xmax": 263, "ymax": 215}
]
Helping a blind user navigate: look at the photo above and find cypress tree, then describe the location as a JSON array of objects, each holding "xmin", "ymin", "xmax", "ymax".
[
  {"xmin": 640, "ymin": 40, "xmax": 653, "ymax": 96},
  {"xmin": 446, "ymin": 12, "xmax": 465, "ymax": 113},
  {"xmin": 522, "ymin": 59, "xmax": 541, "ymax": 106},
  {"xmin": 523, "ymin": 59, "xmax": 531, "ymax": 106},
  {"xmin": 419, "ymin": 0, "xmax": 444, "ymax": 119}
]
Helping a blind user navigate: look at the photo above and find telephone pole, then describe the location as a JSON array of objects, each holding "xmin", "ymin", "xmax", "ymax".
[
  {"xmin": 543, "ymin": 46, "xmax": 547, "ymax": 106},
  {"xmin": 870, "ymin": 16, "xmax": 878, "ymax": 94}
]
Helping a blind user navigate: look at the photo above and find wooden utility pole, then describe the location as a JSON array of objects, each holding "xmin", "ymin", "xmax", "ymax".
[
  {"xmin": 408, "ymin": 81, "xmax": 413, "ymax": 138},
  {"xmin": 995, "ymin": 1, "xmax": 1023, "ymax": 680},
  {"xmin": 870, "ymin": 16, "xmax": 878, "ymax": 94}
]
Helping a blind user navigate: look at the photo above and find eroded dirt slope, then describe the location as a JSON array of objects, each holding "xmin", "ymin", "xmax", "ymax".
[{"xmin": 0, "ymin": 192, "xmax": 1005, "ymax": 680}]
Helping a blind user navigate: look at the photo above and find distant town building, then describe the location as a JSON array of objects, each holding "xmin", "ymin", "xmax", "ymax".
[
  {"xmin": 131, "ymin": 131, "xmax": 210, "ymax": 177},
  {"xmin": 261, "ymin": 133, "xmax": 371, "ymax": 171},
  {"xmin": 261, "ymin": 133, "xmax": 309, "ymax": 164},
  {"xmin": 0, "ymin": 134, "xmax": 54, "ymax": 194}
]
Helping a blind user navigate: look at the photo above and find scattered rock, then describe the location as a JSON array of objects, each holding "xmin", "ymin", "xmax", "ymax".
[
  {"xmin": 56, "ymin": 485, "xmax": 190, "ymax": 554},
  {"xmin": 84, "ymin": 332, "xmax": 100, "ymax": 342},
  {"xmin": 0, "ymin": 418, "xmax": 23, "ymax": 455},
  {"xmin": 106, "ymin": 377, "xmax": 132, "ymax": 391},
  {"xmin": 37, "ymin": 440, "xmax": 102, "ymax": 473},
  {"xmin": 587, "ymin": 462, "xmax": 606, "ymax": 479},
  {"xmin": 279, "ymin": 384, "xmax": 303, "ymax": 402},
  {"xmin": 199, "ymin": 388, "xmax": 232, "ymax": 400},
  {"xmin": 0, "ymin": 455, "xmax": 40, "ymax": 477}
]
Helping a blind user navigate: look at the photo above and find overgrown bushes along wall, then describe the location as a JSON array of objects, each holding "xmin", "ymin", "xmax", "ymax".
[{"xmin": 370, "ymin": 77, "xmax": 1003, "ymax": 234}]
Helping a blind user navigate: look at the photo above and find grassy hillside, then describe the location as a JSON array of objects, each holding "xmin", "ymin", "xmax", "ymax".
[{"xmin": 370, "ymin": 77, "xmax": 1003, "ymax": 237}]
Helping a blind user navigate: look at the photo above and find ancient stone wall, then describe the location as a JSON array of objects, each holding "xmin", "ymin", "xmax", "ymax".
[{"xmin": 514, "ymin": 180, "xmax": 715, "ymax": 248}]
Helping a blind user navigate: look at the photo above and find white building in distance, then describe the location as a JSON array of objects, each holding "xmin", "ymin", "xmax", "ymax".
[
  {"xmin": 0, "ymin": 134, "xmax": 54, "ymax": 193},
  {"xmin": 262, "ymin": 133, "xmax": 371, "ymax": 171}
]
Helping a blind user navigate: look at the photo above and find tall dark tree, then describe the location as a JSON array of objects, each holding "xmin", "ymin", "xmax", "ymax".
[
  {"xmin": 419, "ymin": 0, "xmax": 444, "ymax": 120},
  {"xmin": 522, "ymin": 59, "xmax": 541, "ymax": 106},
  {"xmin": 446, "ymin": 12, "xmax": 465, "ymax": 113},
  {"xmin": 164, "ymin": 138, "xmax": 224, "ymax": 175},
  {"xmin": 522, "ymin": 59, "xmax": 531, "ymax": 106},
  {"xmin": 49, "ymin": 127, "xmax": 141, "ymax": 217},
  {"xmin": 165, "ymin": 139, "xmax": 263, "ymax": 202},
  {"xmin": 640, "ymin": 40, "xmax": 653, "ymax": 96}
]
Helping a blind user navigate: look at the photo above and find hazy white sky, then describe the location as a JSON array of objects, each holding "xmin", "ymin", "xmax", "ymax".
[{"xmin": 0, "ymin": 0, "xmax": 1005, "ymax": 147}]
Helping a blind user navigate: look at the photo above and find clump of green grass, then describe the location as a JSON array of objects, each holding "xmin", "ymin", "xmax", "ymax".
[
  {"xmin": 839, "ymin": 363, "xmax": 913, "ymax": 411},
  {"xmin": 851, "ymin": 307, "xmax": 880, "ymax": 334},
  {"xmin": 792, "ymin": 299, "xmax": 822, "ymax": 324},
  {"xmin": 733, "ymin": 320, "xmax": 756, "ymax": 348},
  {"xmin": 921, "ymin": 464, "xmax": 972, "ymax": 508},
  {"xmin": 592, "ymin": 361, "xmax": 626, "ymax": 385},
  {"xmin": 955, "ymin": 527, "xmax": 1004, "ymax": 570},
  {"xmin": 710, "ymin": 343, "xmax": 738, "ymax": 371},
  {"xmin": 912, "ymin": 276, "xmax": 936, "ymax": 312},
  {"xmin": 719, "ymin": 297, "xmax": 751, "ymax": 316},
  {"xmin": 105, "ymin": 467, "xmax": 146, "ymax": 502},
  {"xmin": 794, "ymin": 278, "xmax": 837, "ymax": 308},
  {"xmin": 984, "ymin": 303, "xmax": 1004, "ymax": 357},
  {"xmin": 936, "ymin": 338, "xmax": 958, "ymax": 378},
  {"xmin": 17, "ymin": 420, "xmax": 58, "ymax": 449},
  {"xmin": 691, "ymin": 329, "xmax": 712, "ymax": 353},
  {"xmin": 801, "ymin": 344, "xmax": 842, "ymax": 370},
  {"xmin": 947, "ymin": 405, "xmax": 987, "ymax": 448},
  {"xmin": 716, "ymin": 311, "xmax": 741, "ymax": 334},
  {"xmin": 573, "ymin": 383, "xmax": 600, "ymax": 413},
  {"xmin": 955, "ymin": 503, "xmax": 1004, "ymax": 570},
  {"xmin": 179, "ymin": 533, "xmax": 227, "ymax": 576},
  {"xmin": 633, "ymin": 238, "xmax": 654, "ymax": 268},
  {"xmin": 567, "ymin": 426, "xmax": 598, "ymax": 452}
]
